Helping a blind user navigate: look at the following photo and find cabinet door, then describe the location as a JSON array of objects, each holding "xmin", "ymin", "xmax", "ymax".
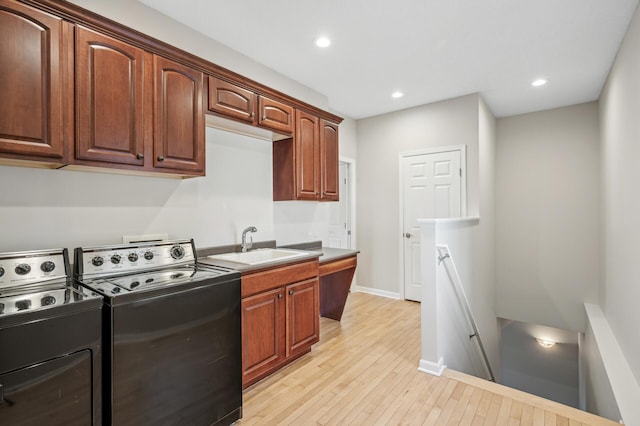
[
  {"xmin": 208, "ymin": 76, "xmax": 257, "ymax": 124},
  {"xmin": 295, "ymin": 110, "xmax": 320, "ymax": 200},
  {"xmin": 286, "ymin": 278, "xmax": 320, "ymax": 358},
  {"xmin": 241, "ymin": 287, "xmax": 285, "ymax": 386},
  {"xmin": 153, "ymin": 56, "xmax": 205, "ymax": 174},
  {"xmin": 258, "ymin": 96, "xmax": 294, "ymax": 134},
  {"xmin": 0, "ymin": 1, "xmax": 66, "ymax": 161},
  {"xmin": 75, "ymin": 26, "xmax": 147, "ymax": 166},
  {"xmin": 320, "ymin": 120, "xmax": 339, "ymax": 201}
]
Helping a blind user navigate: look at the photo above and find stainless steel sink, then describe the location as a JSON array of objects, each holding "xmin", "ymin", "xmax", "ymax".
[{"xmin": 206, "ymin": 248, "xmax": 309, "ymax": 266}]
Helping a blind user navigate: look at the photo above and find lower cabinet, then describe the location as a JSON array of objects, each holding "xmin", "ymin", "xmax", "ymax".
[{"xmin": 241, "ymin": 260, "xmax": 319, "ymax": 388}]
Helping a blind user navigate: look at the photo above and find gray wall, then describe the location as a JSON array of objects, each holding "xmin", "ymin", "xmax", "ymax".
[
  {"xmin": 356, "ymin": 94, "xmax": 480, "ymax": 295},
  {"xmin": 500, "ymin": 321, "xmax": 579, "ymax": 409},
  {"xmin": 599, "ymin": 0, "xmax": 640, "ymax": 386},
  {"xmin": 495, "ymin": 102, "xmax": 601, "ymax": 332}
]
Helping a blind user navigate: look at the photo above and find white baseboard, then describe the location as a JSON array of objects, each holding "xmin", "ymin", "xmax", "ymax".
[
  {"xmin": 418, "ymin": 358, "xmax": 446, "ymax": 376},
  {"xmin": 353, "ymin": 285, "xmax": 401, "ymax": 300}
]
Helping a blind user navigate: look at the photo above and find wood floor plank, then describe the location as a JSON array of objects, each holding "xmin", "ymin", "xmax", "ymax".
[
  {"xmin": 460, "ymin": 387, "xmax": 485, "ymax": 425},
  {"xmin": 238, "ymin": 292, "xmax": 621, "ymax": 426}
]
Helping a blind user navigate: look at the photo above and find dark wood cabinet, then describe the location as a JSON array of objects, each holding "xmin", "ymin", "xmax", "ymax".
[
  {"xmin": 273, "ymin": 112, "xmax": 340, "ymax": 201},
  {"xmin": 320, "ymin": 119, "xmax": 339, "ymax": 201},
  {"xmin": 208, "ymin": 76, "xmax": 257, "ymax": 125},
  {"xmin": 207, "ymin": 76, "xmax": 294, "ymax": 135},
  {"xmin": 258, "ymin": 96, "xmax": 294, "ymax": 134},
  {"xmin": 153, "ymin": 55, "xmax": 205, "ymax": 175},
  {"xmin": 295, "ymin": 110, "xmax": 321, "ymax": 200},
  {"xmin": 240, "ymin": 260, "xmax": 319, "ymax": 388},
  {"xmin": 241, "ymin": 287, "xmax": 285, "ymax": 386},
  {"xmin": 0, "ymin": 0, "xmax": 68, "ymax": 165},
  {"xmin": 286, "ymin": 278, "xmax": 320, "ymax": 357},
  {"xmin": 0, "ymin": 0, "xmax": 341, "ymax": 177},
  {"xmin": 74, "ymin": 32, "xmax": 204, "ymax": 176},
  {"xmin": 319, "ymin": 255, "xmax": 357, "ymax": 321},
  {"xmin": 75, "ymin": 26, "xmax": 147, "ymax": 166}
]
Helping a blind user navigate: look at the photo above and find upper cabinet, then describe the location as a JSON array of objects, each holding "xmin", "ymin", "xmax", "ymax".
[
  {"xmin": 208, "ymin": 76, "xmax": 293, "ymax": 135},
  {"xmin": 153, "ymin": 56, "xmax": 205, "ymax": 174},
  {"xmin": 73, "ymin": 28, "xmax": 205, "ymax": 176},
  {"xmin": 258, "ymin": 96, "xmax": 294, "ymax": 134},
  {"xmin": 295, "ymin": 110, "xmax": 320, "ymax": 200},
  {"xmin": 273, "ymin": 111, "xmax": 339, "ymax": 202},
  {"xmin": 0, "ymin": 0, "xmax": 68, "ymax": 166},
  {"xmin": 320, "ymin": 120, "xmax": 339, "ymax": 201},
  {"xmin": 0, "ymin": 0, "xmax": 338, "ymax": 180},
  {"xmin": 75, "ymin": 26, "xmax": 147, "ymax": 167}
]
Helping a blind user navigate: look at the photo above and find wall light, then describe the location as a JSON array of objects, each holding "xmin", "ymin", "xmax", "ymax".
[
  {"xmin": 536, "ymin": 338, "xmax": 556, "ymax": 348},
  {"xmin": 391, "ymin": 91, "xmax": 404, "ymax": 99},
  {"xmin": 531, "ymin": 78, "xmax": 548, "ymax": 87}
]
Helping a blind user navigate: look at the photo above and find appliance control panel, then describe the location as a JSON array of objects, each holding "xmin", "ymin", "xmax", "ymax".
[
  {"xmin": 0, "ymin": 249, "xmax": 68, "ymax": 290},
  {"xmin": 76, "ymin": 240, "xmax": 195, "ymax": 277}
]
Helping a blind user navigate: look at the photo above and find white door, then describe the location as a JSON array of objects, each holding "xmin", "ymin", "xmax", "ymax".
[
  {"xmin": 403, "ymin": 150, "xmax": 462, "ymax": 301},
  {"xmin": 327, "ymin": 162, "xmax": 351, "ymax": 248}
]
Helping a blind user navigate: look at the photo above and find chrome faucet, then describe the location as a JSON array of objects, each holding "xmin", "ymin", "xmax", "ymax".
[{"xmin": 241, "ymin": 226, "xmax": 258, "ymax": 252}]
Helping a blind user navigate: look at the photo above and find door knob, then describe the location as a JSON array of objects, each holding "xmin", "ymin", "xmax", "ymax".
[{"xmin": 404, "ymin": 233, "xmax": 411, "ymax": 238}]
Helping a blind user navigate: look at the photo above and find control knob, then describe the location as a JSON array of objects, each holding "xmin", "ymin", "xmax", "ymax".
[
  {"xmin": 41, "ymin": 295, "xmax": 56, "ymax": 306},
  {"xmin": 40, "ymin": 261, "xmax": 55, "ymax": 273},
  {"xmin": 92, "ymin": 256, "xmax": 104, "ymax": 267},
  {"xmin": 15, "ymin": 263, "xmax": 31, "ymax": 275},
  {"xmin": 111, "ymin": 254, "xmax": 122, "ymax": 264},
  {"xmin": 0, "ymin": 266, "xmax": 4, "ymax": 278},
  {"xmin": 170, "ymin": 245, "xmax": 185, "ymax": 260},
  {"xmin": 15, "ymin": 299, "xmax": 31, "ymax": 311},
  {"xmin": 144, "ymin": 251, "xmax": 154, "ymax": 261},
  {"xmin": 128, "ymin": 252, "xmax": 139, "ymax": 262}
]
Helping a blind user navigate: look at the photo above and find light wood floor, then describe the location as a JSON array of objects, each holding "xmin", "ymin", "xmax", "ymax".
[{"xmin": 239, "ymin": 292, "xmax": 619, "ymax": 426}]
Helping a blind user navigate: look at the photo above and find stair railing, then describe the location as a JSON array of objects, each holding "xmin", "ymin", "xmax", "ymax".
[{"xmin": 436, "ymin": 244, "xmax": 496, "ymax": 382}]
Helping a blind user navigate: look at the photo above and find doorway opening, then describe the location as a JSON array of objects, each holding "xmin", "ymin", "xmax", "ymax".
[{"xmin": 327, "ymin": 158, "xmax": 355, "ymax": 250}]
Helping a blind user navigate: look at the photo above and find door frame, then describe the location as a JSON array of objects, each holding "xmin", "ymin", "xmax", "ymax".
[
  {"xmin": 340, "ymin": 155, "xmax": 357, "ymax": 288},
  {"xmin": 397, "ymin": 145, "xmax": 467, "ymax": 300}
]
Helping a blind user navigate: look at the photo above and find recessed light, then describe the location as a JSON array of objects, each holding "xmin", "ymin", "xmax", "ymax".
[
  {"xmin": 531, "ymin": 79, "xmax": 548, "ymax": 87},
  {"xmin": 536, "ymin": 338, "xmax": 556, "ymax": 348},
  {"xmin": 391, "ymin": 91, "xmax": 404, "ymax": 98},
  {"xmin": 315, "ymin": 37, "xmax": 331, "ymax": 48}
]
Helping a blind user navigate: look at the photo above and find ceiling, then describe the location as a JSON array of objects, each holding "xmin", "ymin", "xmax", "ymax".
[{"xmin": 138, "ymin": 0, "xmax": 639, "ymax": 119}]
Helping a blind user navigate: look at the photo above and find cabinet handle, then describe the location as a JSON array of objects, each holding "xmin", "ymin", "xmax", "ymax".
[
  {"xmin": 316, "ymin": 192, "xmax": 320, "ymax": 195},
  {"xmin": 277, "ymin": 293, "xmax": 283, "ymax": 299},
  {"xmin": 136, "ymin": 153, "xmax": 144, "ymax": 160},
  {"xmin": 157, "ymin": 156, "xmax": 164, "ymax": 162},
  {"xmin": 262, "ymin": 116, "xmax": 266, "ymax": 121},
  {"xmin": 288, "ymin": 290, "xmax": 294, "ymax": 295},
  {"xmin": 250, "ymin": 112, "xmax": 255, "ymax": 118}
]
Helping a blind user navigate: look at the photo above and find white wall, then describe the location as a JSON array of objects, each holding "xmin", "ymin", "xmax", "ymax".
[
  {"xmin": 435, "ymin": 221, "xmax": 500, "ymax": 379},
  {"xmin": 356, "ymin": 94, "xmax": 480, "ymax": 294},
  {"xmin": 583, "ymin": 322, "xmax": 622, "ymax": 421},
  {"xmin": 599, "ymin": 0, "xmax": 640, "ymax": 386},
  {"xmin": 495, "ymin": 102, "xmax": 601, "ymax": 332},
  {"xmin": 0, "ymin": 128, "xmax": 274, "ymax": 251},
  {"xmin": 478, "ymin": 97, "xmax": 499, "ymax": 377}
]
